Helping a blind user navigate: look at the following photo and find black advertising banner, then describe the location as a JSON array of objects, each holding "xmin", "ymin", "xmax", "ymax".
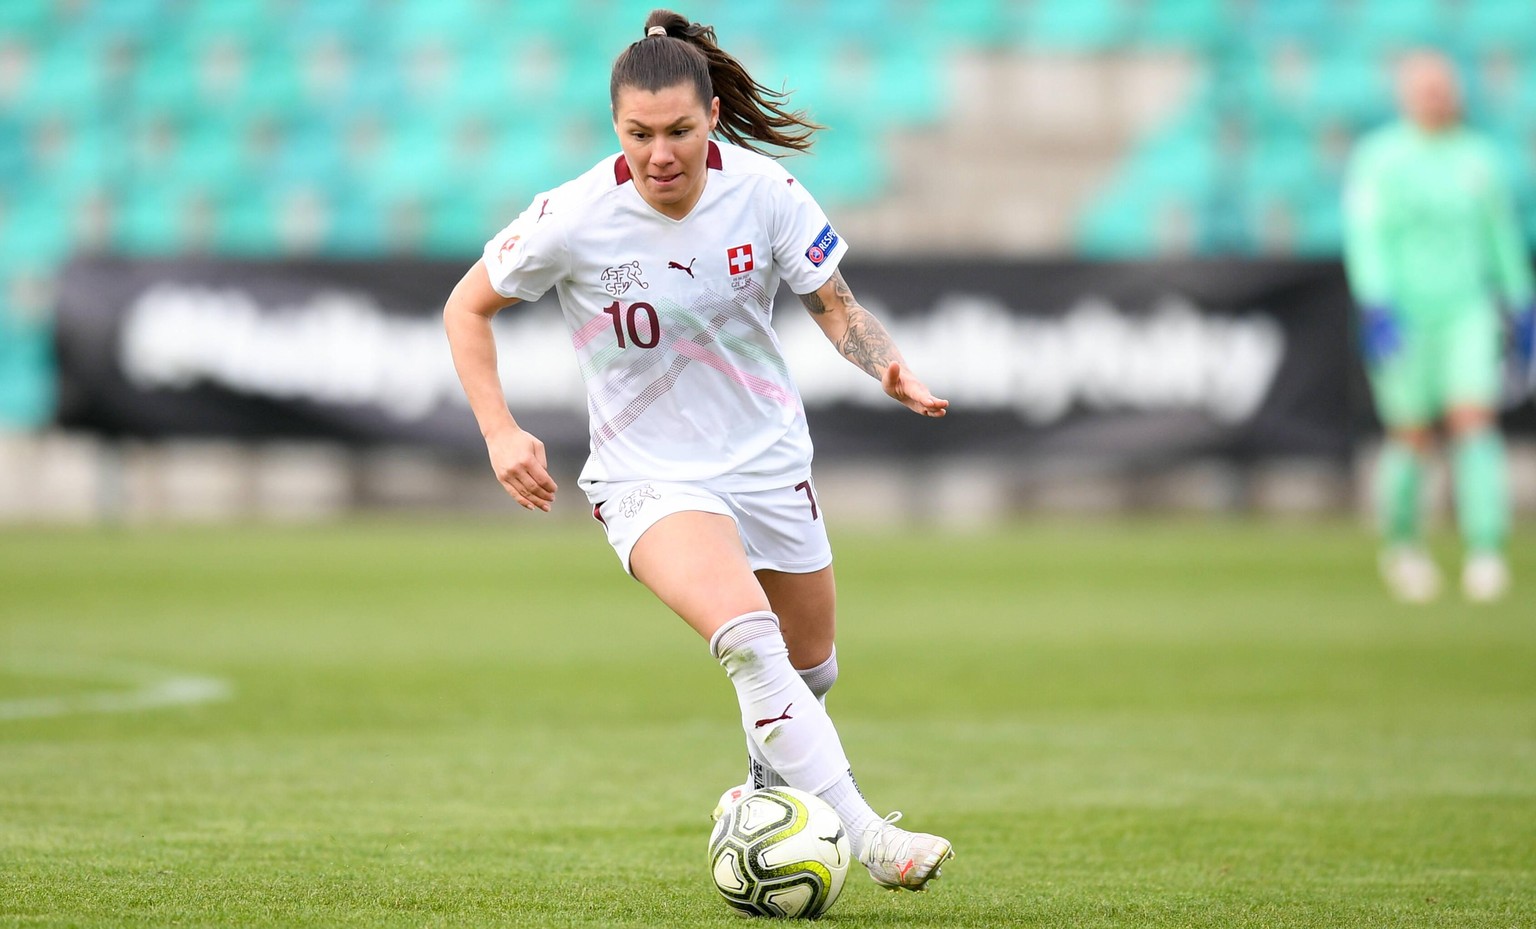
[{"xmin": 54, "ymin": 255, "xmax": 1380, "ymax": 464}]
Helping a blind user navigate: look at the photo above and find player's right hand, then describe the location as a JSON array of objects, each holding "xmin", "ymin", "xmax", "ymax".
[
  {"xmin": 485, "ymin": 425, "xmax": 557, "ymax": 512},
  {"xmin": 1358, "ymin": 304, "xmax": 1401, "ymax": 367},
  {"xmin": 1514, "ymin": 304, "xmax": 1536, "ymax": 368}
]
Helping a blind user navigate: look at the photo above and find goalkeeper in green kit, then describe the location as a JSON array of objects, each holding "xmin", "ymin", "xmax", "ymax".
[{"xmin": 1344, "ymin": 51, "xmax": 1536, "ymax": 603}]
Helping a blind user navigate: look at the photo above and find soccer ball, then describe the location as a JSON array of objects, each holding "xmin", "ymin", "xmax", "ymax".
[{"xmin": 708, "ymin": 786, "xmax": 850, "ymax": 919}]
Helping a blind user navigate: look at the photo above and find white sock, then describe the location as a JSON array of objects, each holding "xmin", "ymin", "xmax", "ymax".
[
  {"xmin": 749, "ymin": 648, "xmax": 839, "ymax": 789},
  {"xmin": 712, "ymin": 614, "xmax": 881, "ymax": 850}
]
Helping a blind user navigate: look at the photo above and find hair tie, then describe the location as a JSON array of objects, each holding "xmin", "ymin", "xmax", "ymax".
[{"xmin": 646, "ymin": 25, "xmax": 668, "ymax": 37}]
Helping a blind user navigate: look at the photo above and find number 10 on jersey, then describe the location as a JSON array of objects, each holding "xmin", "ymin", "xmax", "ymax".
[{"xmin": 602, "ymin": 301, "xmax": 660, "ymax": 349}]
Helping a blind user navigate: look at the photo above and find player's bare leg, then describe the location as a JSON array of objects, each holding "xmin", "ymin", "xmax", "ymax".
[
  {"xmin": 1447, "ymin": 405, "xmax": 1510, "ymax": 601},
  {"xmin": 1377, "ymin": 424, "xmax": 1440, "ymax": 603},
  {"xmin": 630, "ymin": 511, "xmax": 770, "ymax": 639},
  {"xmin": 758, "ymin": 566, "xmax": 836, "ymax": 670}
]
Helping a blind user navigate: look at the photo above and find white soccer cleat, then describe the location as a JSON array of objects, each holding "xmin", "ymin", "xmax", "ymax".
[
  {"xmin": 1462, "ymin": 552, "xmax": 1510, "ymax": 603},
  {"xmin": 1379, "ymin": 547, "xmax": 1441, "ymax": 604},
  {"xmin": 857, "ymin": 812, "xmax": 954, "ymax": 891},
  {"xmin": 711, "ymin": 783, "xmax": 751, "ymax": 822}
]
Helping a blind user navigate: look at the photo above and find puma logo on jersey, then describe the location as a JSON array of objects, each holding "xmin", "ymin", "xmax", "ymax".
[
  {"xmin": 753, "ymin": 704, "xmax": 793, "ymax": 729},
  {"xmin": 601, "ymin": 261, "xmax": 649, "ymax": 296},
  {"xmin": 667, "ymin": 258, "xmax": 697, "ymax": 278},
  {"xmin": 619, "ymin": 483, "xmax": 662, "ymax": 518},
  {"xmin": 537, "ymin": 198, "xmax": 551, "ymax": 221}
]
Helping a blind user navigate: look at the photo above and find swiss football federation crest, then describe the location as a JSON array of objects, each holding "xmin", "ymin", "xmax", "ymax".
[
  {"xmin": 727, "ymin": 244, "xmax": 754, "ymax": 275},
  {"xmin": 497, "ymin": 234, "xmax": 521, "ymax": 260},
  {"xmin": 620, "ymin": 483, "xmax": 662, "ymax": 518},
  {"xmin": 601, "ymin": 261, "xmax": 649, "ymax": 296}
]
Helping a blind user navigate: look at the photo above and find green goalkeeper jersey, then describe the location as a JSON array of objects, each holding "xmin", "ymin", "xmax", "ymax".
[{"xmin": 1343, "ymin": 122, "xmax": 1532, "ymax": 321}]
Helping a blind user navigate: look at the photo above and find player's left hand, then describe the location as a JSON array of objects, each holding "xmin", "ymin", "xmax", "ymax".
[
  {"xmin": 1510, "ymin": 304, "xmax": 1536, "ymax": 398},
  {"xmin": 881, "ymin": 361, "xmax": 949, "ymax": 418}
]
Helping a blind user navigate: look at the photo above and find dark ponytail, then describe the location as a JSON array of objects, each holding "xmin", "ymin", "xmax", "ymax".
[{"xmin": 609, "ymin": 9, "xmax": 822, "ymax": 155}]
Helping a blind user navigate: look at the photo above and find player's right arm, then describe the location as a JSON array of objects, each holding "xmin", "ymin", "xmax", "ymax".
[
  {"xmin": 443, "ymin": 260, "xmax": 557, "ymax": 512},
  {"xmin": 1343, "ymin": 138, "xmax": 1401, "ymax": 365}
]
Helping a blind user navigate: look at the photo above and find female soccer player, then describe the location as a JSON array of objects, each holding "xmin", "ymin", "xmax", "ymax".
[
  {"xmin": 443, "ymin": 10, "xmax": 954, "ymax": 891},
  {"xmin": 1344, "ymin": 50, "xmax": 1535, "ymax": 603}
]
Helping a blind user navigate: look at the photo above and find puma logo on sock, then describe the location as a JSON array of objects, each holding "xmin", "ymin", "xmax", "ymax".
[{"xmin": 753, "ymin": 704, "xmax": 793, "ymax": 729}]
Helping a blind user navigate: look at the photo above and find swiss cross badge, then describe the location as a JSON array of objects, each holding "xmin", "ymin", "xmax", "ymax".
[{"xmin": 727, "ymin": 244, "xmax": 754, "ymax": 275}]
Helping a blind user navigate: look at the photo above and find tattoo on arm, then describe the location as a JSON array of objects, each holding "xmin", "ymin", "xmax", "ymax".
[
  {"xmin": 802, "ymin": 271, "xmax": 902, "ymax": 378},
  {"xmin": 841, "ymin": 306, "xmax": 900, "ymax": 379}
]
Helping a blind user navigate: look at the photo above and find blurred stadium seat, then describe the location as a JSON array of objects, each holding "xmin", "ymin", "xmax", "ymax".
[
  {"xmin": 4, "ymin": 0, "xmax": 1536, "ymax": 429},
  {"xmin": 10, "ymin": 0, "xmax": 1525, "ymax": 270}
]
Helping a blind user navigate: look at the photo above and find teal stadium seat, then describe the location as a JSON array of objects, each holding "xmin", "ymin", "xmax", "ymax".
[
  {"xmin": 379, "ymin": 0, "xmax": 490, "ymax": 41},
  {"xmin": 1453, "ymin": 0, "xmax": 1536, "ymax": 51},
  {"xmin": 115, "ymin": 182, "xmax": 202, "ymax": 256},
  {"xmin": 872, "ymin": 35, "xmax": 946, "ymax": 125},
  {"xmin": 1294, "ymin": 193, "xmax": 1343, "ymax": 254},
  {"xmin": 323, "ymin": 189, "xmax": 391, "ymax": 256},
  {"xmin": 813, "ymin": 0, "xmax": 893, "ymax": 40},
  {"xmin": 10, "ymin": 37, "xmax": 108, "ymax": 119},
  {"xmin": 1245, "ymin": 0, "xmax": 1333, "ymax": 44},
  {"xmin": 1240, "ymin": 131, "xmax": 1330, "ymax": 202},
  {"xmin": 72, "ymin": 0, "xmax": 167, "ymax": 42},
  {"xmin": 2, "ymin": 190, "xmax": 73, "ymax": 265},
  {"xmin": 169, "ymin": 117, "xmax": 253, "ymax": 189},
  {"xmin": 124, "ymin": 38, "xmax": 198, "ymax": 114},
  {"xmin": 287, "ymin": 0, "xmax": 378, "ymax": 36},
  {"xmin": 1076, "ymin": 113, "xmax": 1220, "ymax": 256},
  {"xmin": 1019, "ymin": 0, "xmax": 1128, "ymax": 51},
  {"xmin": 791, "ymin": 126, "xmax": 887, "ymax": 205},
  {"xmin": 1136, "ymin": 0, "xmax": 1230, "ymax": 50},
  {"xmin": 423, "ymin": 190, "xmax": 493, "ymax": 258},
  {"xmin": 25, "ymin": 117, "xmax": 114, "ymax": 196},
  {"xmin": 0, "ymin": 0, "xmax": 51, "ymax": 35},
  {"xmin": 1347, "ymin": 0, "xmax": 1445, "ymax": 49},
  {"xmin": 1303, "ymin": 49, "xmax": 1393, "ymax": 126},
  {"xmin": 917, "ymin": 0, "xmax": 1004, "ymax": 48},
  {"xmin": 180, "ymin": 0, "xmax": 279, "ymax": 41},
  {"xmin": 213, "ymin": 196, "xmax": 281, "ymax": 256},
  {"xmin": 268, "ymin": 118, "xmax": 349, "ymax": 188},
  {"xmin": 1076, "ymin": 185, "xmax": 1169, "ymax": 257}
]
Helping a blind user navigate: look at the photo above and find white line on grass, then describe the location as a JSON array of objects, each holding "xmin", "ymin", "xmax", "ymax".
[{"xmin": 0, "ymin": 656, "xmax": 233, "ymax": 721}]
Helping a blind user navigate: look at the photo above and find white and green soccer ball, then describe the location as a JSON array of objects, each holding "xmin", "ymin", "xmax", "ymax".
[{"xmin": 708, "ymin": 786, "xmax": 850, "ymax": 919}]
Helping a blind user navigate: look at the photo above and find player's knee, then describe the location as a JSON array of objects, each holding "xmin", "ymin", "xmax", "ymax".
[
  {"xmin": 1446, "ymin": 406, "xmax": 1495, "ymax": 438},
  {"xmin": 797, "ymin": 647, "xmax": 838, "ymax": 701},
  {"xmin": 1389, "ymin": 427, "xmax": 1436, "ymax": 455}
]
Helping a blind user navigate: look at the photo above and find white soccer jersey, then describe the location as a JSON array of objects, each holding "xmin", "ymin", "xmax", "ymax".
[{"xmin": 482, "ymin": 140, "xmax": 847, "ymax": 494}]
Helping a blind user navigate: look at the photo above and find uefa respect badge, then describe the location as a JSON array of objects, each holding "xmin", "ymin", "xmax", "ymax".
[{"xmin": 805, "ymin": 224, "xmax": 839, "ymax": 267}]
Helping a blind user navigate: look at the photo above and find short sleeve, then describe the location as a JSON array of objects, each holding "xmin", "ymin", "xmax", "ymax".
[
  {"xmin": 768, "ymin": 173, "xmax": 848, "ymax": 295},
  {"xmin": 481, "ymin": 193, "xmax": 569, "ymax": 301}
]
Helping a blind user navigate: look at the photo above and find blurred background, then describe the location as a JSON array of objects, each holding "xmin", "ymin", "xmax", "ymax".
[{"xmin": 3, "ymin": 0, "xmax": 1535, "ymax": 525}]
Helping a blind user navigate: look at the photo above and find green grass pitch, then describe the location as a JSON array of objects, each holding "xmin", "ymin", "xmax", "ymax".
[{"xmin": 2, "ymin": 518, "xmax": 1533, "ymax": 928}]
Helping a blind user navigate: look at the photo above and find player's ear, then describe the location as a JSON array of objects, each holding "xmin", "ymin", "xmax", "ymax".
[{"xmin": 708, "ymin": 96, "xmax": 720, "ymax": 132}]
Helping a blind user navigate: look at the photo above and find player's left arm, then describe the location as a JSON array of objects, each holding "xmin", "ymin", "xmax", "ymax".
[
  {"xmin": 1478, "ymin": 147, "xmax": 1536, "ymax": 375},
  {"xmin": 1479, "ymin": 148, "xmax": 1535, "ymax": 313},
  {"xmin": 799, "ymin": 271, "xmax": 948, "ymax": 417}
]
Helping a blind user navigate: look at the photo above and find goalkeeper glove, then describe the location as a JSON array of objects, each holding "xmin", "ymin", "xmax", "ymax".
[
  {"xmin": 1514, "ymin": 304, "xmax": 1535, "ymax": 369},
  {"xmin": 1358, "ymin": 304, "xmax": 1401, "ymax": 367},
  {"xmin": 1511, "ymin": 303, "xmax": 1536, "ymax": 392}
]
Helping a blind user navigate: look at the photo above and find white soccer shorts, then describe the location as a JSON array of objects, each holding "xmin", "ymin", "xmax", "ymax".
[{"xmin": 588, "ymin": 479, "xmax": 832, "ymax": 576}]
